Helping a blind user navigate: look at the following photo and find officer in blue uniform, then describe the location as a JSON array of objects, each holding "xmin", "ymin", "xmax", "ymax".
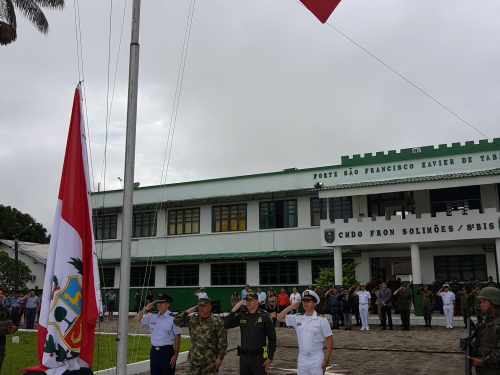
[
  {"xmin": 8, "ymin": 291, "xmax": 22, "ymax": 328},
  {"xmin": 134, "ymin": 293, "xmax": 182, "ymax": 375}
]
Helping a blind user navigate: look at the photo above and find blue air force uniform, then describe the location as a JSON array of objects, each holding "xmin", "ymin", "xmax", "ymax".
[{"xmin": 141, "ymin": 293, "xmax": 181, "ymax": 375}]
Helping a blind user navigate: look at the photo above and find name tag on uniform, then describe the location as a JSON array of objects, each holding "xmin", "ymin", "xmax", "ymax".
[
  {"xmin": 165, "ymin": 324, "xmax": 170, "ymax": 327},
  {"xmin": 297, "ymin": 322, "xmax": 301, "ymax": 326},
  {"xmin": 240, "ymin": 320, "xmax": 247, "ymax": 323},
  {"xmin": 151, "ymin": 322, "xmax": 156, "ymax": 325}
]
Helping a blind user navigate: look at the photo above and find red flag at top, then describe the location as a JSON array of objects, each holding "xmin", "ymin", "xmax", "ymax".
[{"xmin": 300, "ymin": 0, "xmax": 342, "ymax": 23}]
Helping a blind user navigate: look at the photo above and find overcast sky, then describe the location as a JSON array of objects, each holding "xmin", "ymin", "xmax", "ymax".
[{"xmin": 1, "ymin": 0, "xmax": 499, "ymax": 234}]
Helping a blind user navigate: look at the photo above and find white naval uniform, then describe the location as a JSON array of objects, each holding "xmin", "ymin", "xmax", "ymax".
[
  {"xmin": 356, "ymin": 290, "xmax": 371, "ymax": 330},
  {"xmin": 439, "ymin": 291, "xmax": 456, "ymax": 328},
  {"xmin": 285, "ymin": 311, "xmax": 332, "ymax": 375}
]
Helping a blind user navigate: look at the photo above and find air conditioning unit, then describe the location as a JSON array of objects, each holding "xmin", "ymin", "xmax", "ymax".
[{"xmin": 29, "ymin": 275, "xmax": 36, "ymax": 282}]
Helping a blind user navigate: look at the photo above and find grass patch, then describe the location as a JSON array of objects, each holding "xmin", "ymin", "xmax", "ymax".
[{"xmin": 4, "ymin": 331, "xmax": 190, "ymax": 374}]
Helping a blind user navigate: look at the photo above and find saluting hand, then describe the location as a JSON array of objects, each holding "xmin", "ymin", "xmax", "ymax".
[
  {"xmin": 187, "ymin": 306, "xmax": 198, "ymax": 314},
  {"xmin": 290, "ymin": 300, "xmax": 301, "ymax": 310},
  {"xmin": 144, "ymin": 300, "xmax": 156, "ymax": 311},
  {"xmin": 232, "ymin": 299, "xmax": 245, "ymax": 312}
]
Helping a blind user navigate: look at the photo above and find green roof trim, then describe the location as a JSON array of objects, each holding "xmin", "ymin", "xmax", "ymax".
[
  {"xmin": 98, "ymin": 248, "xmax": 352, "ymax": 264},
  {"xmin": 92, "ymin": 138, "xmax": 500, "ymax": 196},
  {"xmin": 321, "ymin": 168, "xmax": 500, "ymax": 191}
]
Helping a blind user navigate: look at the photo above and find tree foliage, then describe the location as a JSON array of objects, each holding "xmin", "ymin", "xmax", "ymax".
[
  {"xmin": 0, "ymin": 204, "xmax": 50, "ymax": 243},
  {"xmin": 0, "ymin": 0, "xmax": 65, "ymax": 45},
  {"xmin": 314, "ymin": 260, "xmax": 359, "ymax": 290},
  {"xmin": 0, "ymin": 250, "xmax": 32, "ymax": 292}
]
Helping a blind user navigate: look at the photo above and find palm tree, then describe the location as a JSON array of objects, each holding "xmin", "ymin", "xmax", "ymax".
[{"xmin": 0, "ymin": 0, "xmax": 64, "ymax": 46}]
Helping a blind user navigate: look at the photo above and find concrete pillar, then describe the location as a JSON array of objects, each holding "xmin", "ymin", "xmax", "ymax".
[
  {"xmin": 334, "ymin": 246, "xmax": 343, "ymax": 286},
  {"xmin": 410, "ymin": 243, "xmax": 422, "ymax": 316},
  {"xmin": 495, "ymin": 238, "xmax": 500, "ymax": 283}
]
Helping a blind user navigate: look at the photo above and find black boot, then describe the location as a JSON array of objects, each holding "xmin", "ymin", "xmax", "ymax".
[
  {"xmin": 424, "ymin": 320, "xmax": 429, "ymax": 327},
  {"xmin": 428, "ymin": 320, "xmax": 432, "ymax": 328}
]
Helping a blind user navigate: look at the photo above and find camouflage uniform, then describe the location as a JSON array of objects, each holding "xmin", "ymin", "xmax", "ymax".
[
  {"xmin": 471, "ymin": 291, "xmax": 484, "ymax": 324},
  {"xmin": 0, "ymin": 303, "xmax": 14, "ymax": 373},
  {"xmin": 472, "ymin": 310, "xmax": 500, "ymax": 375},
  {"xmin": 314, "ymin": 290, "xmax": 326, "ymax": 315},
  {"xmin": 415, "ymin": 287, "xmax": 435, "ymax": 326},
  {"xmin": 174, "ymin": 311, "xmax": 228, "ymax": 374},
  {"xmin": 449, "ymin": 281, "xmax": 461, "ymax": 315},
  {"xmin": 397, "ymin": 290, "xmax": 413, "ymax": 331}
]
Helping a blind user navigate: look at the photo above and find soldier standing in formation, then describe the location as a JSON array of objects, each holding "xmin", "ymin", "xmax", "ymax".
[
  {"xmin": 134, "ymin": 293, "xmax": 182, "ymax": 375},
  {"xmin": 7, "ymin": 291, "xmax": 22, "ymax": 328},
  {"xmin": 225, "ymin": 291, "xmax": 276, "ymax": 374},
  {"xmin": 0, "ymin": 287, "xmax": 17, "ymax": 374},
  {"xmin": 174, "ymin": 297, "xmax": 228, "ymax": 374},
  {"xmin": 393, "ymin": 285, "xmax": 413, "ymax": 331},
  {"xmin": 416, "ymin": 284, "xmax": 435, "ymax": 328},
  {"xmin": 449, "ymin": 277, "xmax": 461, "ymax": 316},
  {"xmin": 472, "ymin": 287, "xmax": 484, "ymax": 324},
  {"xmin": 467, "ymin": 287, "xmax": 500, "ymax": 375},
  {"xmin": 325, "ymin": 286, "xmax": 342, "ymax": 330},
  {"xmin": 277, "ymin": 290, "xmax": 334, "ymax": 375},
  {"xmin": 313, "ymin": 287, "xmax": 326, "ymax": 315},
  {"xmin": 353, "ymin": 283, "xmax": 371, "ymax": 331},
  {"xmin": 437, "ymin": 284, "xmax": 456, "ymax": 328},
  {"xmin": 485, "ymin": 276, "xmax": 499, "ymax": 289},
  {"xmin": 459, "ymin": 288, "xmax": 474, "ymax": 329}
]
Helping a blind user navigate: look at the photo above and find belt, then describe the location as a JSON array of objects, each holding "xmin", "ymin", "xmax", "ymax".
[
  {"xmin": 152, "ymin": 345, "xmax": 173, "ymax": 351},
  {"xmin": 299, "ymin": 351, "xmax": 323, "ymax": 357},
  {"xmin": 240, "ymin": 348, "xmax": 263, "ymax": 356},
  {"xmin": 359, "ymin": 303, "xmax": 368, "ymax": 305},
  {"xmin": 11, "ymin": 307, "xmax": 20, "ymax": 310},
  {"xmin": 444, "ymin": 304, "xmax": 453, "ymax": 306}
]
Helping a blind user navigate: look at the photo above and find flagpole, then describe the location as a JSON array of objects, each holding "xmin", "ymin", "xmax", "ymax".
[{"xmin": 116, "ymin": 0, "xmax": 141, "ymax": 372}]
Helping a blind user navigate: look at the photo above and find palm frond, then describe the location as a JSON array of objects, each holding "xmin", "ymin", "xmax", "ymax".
[
  {"xmin": 33, "ymin": 0, "xmax": 64, "ymax": 11},
  {"xmin": 12, "ymin": 0, "xmax": 49, "ymax": 34},
  {"xmin": 0, "ymin": 0, "xmax": 17, "ymax": 28}
]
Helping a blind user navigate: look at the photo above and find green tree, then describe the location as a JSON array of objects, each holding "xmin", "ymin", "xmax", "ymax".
[
  {"xmin": 314, "ymin": 260, "xmax": 359, "ymax": 290},
  {"xmin": 0, "ymin": 0, "xmax": 64, "ymax": 46},
  {"xmin": 0, "ymin": 250, "xmax": 32, "ymax": 291},
  {"xmin": 0, "ymin": 204, "xmax": 50, "ymax": 243}
]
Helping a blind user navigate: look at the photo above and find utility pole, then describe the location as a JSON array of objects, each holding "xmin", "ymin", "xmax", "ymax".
[
  {"xmin": 13, "ymin": 223, "xmax": 32, "ymax": 291},
  {"xmin": 116, "ymin": 0, "xmax": 141, "ymax": 373}
]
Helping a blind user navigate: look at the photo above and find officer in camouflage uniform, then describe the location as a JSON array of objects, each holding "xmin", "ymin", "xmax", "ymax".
[
  {"xmin": 0, "ymin": 287, "xmax": 17, "ymax": 374},
  {"xmin": 459, "ymin": 288, "xmax": 475, "ymax": 329},
  {"xmin": 416, "ymin": 285, "xmax": 435, "ymax": 328},
  {"xmin": 225, "ymin": 291, "xmax": 276, "ymax": 374},
  {"xmin": 174, "ymin": 298, "xmax": 228, "ymax": 374},
  {"xmin": 449, "ymin": 278, "xmax": 461, "ymax": 316},
  {"xmin": 467, "ymin": 287, "xmax": 500, "ymax": 374},
  {"xmin": 472, "ymin": 287, "xmax": 484, "ymax": 324},
  {"xmin": 314, "ymin": 287, "xmax": 327, "ymax": 315},
  {"xmin": 393, "ymin": 285, "xmax": 413, "ymax": 331},
  {"xmin": 485, "ymin": 276, "xmax": 499, "ymax": 289}
]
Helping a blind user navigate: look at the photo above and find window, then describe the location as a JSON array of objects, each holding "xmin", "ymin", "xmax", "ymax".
[
  {"xmin": 130, "ymin": 266, "xmax": 155, "ymax": 287},
  {"xmin": 132, "ymin": 212, "xmax": 157, "ymax": 237},
  {"xmin": 311, "ymin": 259, "xmax": 335, "ymax": 282},
  {"xmin": 168, "ymin": 208, "xmax": 200, "ymax": 235},
  {"xmin": 259, "ymin": 200, "xmax": 297, "ymax": 229},
  {"xmin": 434, "ymin": 255, "xmax": 487, "ymax": 281},
  {"xmin": 329, "ymin": 197, "xmax": 352, "ymax": 223},
  {"xmin": 211, "ymin": 263, "xmax": 246, "ymax": 285},
  {"xmin": 367, "ymin": 192, "xmax": 405, "ymax": 219},
  {"xmin": 93, "ymin": 214, "xmax": 117, "ymax": 240},
  {"xmin": 259, "ymin": 261, "xmax": 298, "ymax": 284},
  {"xmin": 430, "ymin": 186, "xmax": 481, "ymax": 216},
  {"xmin": 167, "ymin": 264, "xmax": 199, "ymax": 286},
  {"xmin": 99, "ymin": 267, "xmax": 115, "ymax": 288},
  {"xmin": 212, "ymin": 205, "xmax": 247, "ymax": 232},
  {"xmin": 310, "ymin": 198, "xmax": 327, "ymax": 226}
]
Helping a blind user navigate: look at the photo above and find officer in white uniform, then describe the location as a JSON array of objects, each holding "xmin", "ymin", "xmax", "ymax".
[
  {"xmin": 134, "ymin": 293, "xmax": 182, "ymax": 375},
  {"xmin": 437, "ymin": 284, "xmax": 456, "ymax": 328},
  {"xmin": 277, "ymin": 290, "xmax": 333, "ymax": 375},
  {"xmin": 354, "ymin": 283, "xmax": 371, "ymax": 330}
]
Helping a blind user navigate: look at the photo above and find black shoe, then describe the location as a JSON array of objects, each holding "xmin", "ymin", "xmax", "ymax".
[
  {"xmin": 389, "ymin": 327, "xmax": 393, "ymax": 330},
  {"xmin": 381, "ymin": 327, "xmax": 386, "ymax": 330},
  {"xmin": 344, "ymin": 328, "xmax": 348, "ymax": 330}
]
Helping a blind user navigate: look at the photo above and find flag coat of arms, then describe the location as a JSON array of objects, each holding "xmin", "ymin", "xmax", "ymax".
[{"xmin": 24, "ymin": 86, "xmax": 101, "ymax": 375}]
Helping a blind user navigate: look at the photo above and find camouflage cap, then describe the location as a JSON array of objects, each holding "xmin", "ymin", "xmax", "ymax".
[
  {"xmin": 198, "ymin": 298, "xmax": 211, "ymax": 306},
  {"xmin": 245, "ymin": 291, "xmax": 257, "ymax": 300},
  {"xmin": 157, "ymin": 293, "xmax": 173, "ymax": 303}
]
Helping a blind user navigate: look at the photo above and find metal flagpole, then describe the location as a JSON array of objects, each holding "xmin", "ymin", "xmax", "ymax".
[{"xmin": 116, "ymin": 0, "xmax": 141, "ymax": 372}]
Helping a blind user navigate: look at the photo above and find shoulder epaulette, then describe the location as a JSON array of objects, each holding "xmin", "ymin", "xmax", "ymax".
[
  {"xmin": 169, "ymin": 312, "xmax": 175, "ymax": 316},
  {"xmin": 319, "ymin": 314, "xmax": 324, "ymax": 317}
]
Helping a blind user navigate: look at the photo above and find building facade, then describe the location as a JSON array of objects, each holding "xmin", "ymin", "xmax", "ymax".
[{"xmin": 92, "ymin": 139, "xmax": 500, "ymax": 312}]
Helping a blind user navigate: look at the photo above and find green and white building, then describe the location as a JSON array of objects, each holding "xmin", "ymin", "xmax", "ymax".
[{"xmin": 92, "ymin": 138, "xmax": 500, "ymax": 313}]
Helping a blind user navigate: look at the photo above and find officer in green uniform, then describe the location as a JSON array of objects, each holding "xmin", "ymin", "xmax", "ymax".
[
  {"xmin": 472, "ymin": 287, "xmax": 484, "ymax": 324},
  {"xmin": 459, "ymin": 288, "xmax": 475, "ymax": 329},
  {"xmin": 467, "ymin": 287, "xmax": 500, "ymax": 374},
  {"xmin": 393, "ymin": 285, "xmax": 413, "ymax": 331},
  {"xmin": 416, "ymin": 285, "xmax": 435, "ymax": 328},
  {"xmin": 0, "ymin": 287, "xmax": 17, "ymax": 373},
  {"xmin": 224, "ymin": 290, "xmax": 276, "ymax": 374},
  {"xmin": 449, "ymin": 278, "xmax": 461, "ymax": 316}
]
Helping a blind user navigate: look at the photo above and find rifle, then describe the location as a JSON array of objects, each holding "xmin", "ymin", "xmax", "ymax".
[{"xmin": 459, "ymin": 317, "xmax": 473, "ymax": 375}]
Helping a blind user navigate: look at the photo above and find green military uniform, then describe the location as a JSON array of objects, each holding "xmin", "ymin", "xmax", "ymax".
[
  {"xmin": 459, "ymin": 289, "xmax": 474, "ymax": 329},
  {"xmin": 314, "ymin": 289, "xmax": 326, "ymax": 315},
  {"xmin": 449, "ymin": 281, "xmax": 461, "ymax": 315},
  {"xmin": 471, "ymin": 291, "xmax": 484, "ymax": 324},
  {"xmin": 0, "ymin": 303, "xmax": 14, "ymax": 373},
  {"xmin": 224, "ymin": 292, "xmax": 276, "ymax": 375},
  {"xmin": 398, "ymin": 289, "xmax": 413, "ymax": 331},
  {"xmin": 174, "ymin": 300, "xmax": 228, "ymax": 375},
  {"xmin": 415, "ymin": 286, "xmax": 435, "ymax": 327}
]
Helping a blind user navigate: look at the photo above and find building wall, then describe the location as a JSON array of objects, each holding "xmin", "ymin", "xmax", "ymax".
[{"xmin": 0, "ymin": 244, "xmax": 46, "ymax": 290}]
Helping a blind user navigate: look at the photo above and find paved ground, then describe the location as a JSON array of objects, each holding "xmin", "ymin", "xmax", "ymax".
[{"xmin": 22, "ymin": 314, "xmax": 476, "ymax": 374}]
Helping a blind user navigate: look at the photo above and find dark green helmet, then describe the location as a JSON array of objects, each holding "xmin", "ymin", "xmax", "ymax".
[{"xmin": 478, "ymin": 287, "xmax": 500, "ymax": 305}]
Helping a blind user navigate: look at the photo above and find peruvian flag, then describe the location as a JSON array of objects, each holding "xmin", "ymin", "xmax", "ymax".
[
  {"xmin": 300, "ymin": 0, "xmax": 342, "ymax": 23},
  {"xmin": 24, "ymin": 86, "xmax": 101, "ymax": 375}
]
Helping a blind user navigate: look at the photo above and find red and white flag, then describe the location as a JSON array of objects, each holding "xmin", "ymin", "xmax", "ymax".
[
  {"xmin": 300, "ymin": 0, "xmax": 342, "ymax": 23},
  {"xmin": 24, "ymin": 86, "xmax": 101, "ymax": 375}
]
